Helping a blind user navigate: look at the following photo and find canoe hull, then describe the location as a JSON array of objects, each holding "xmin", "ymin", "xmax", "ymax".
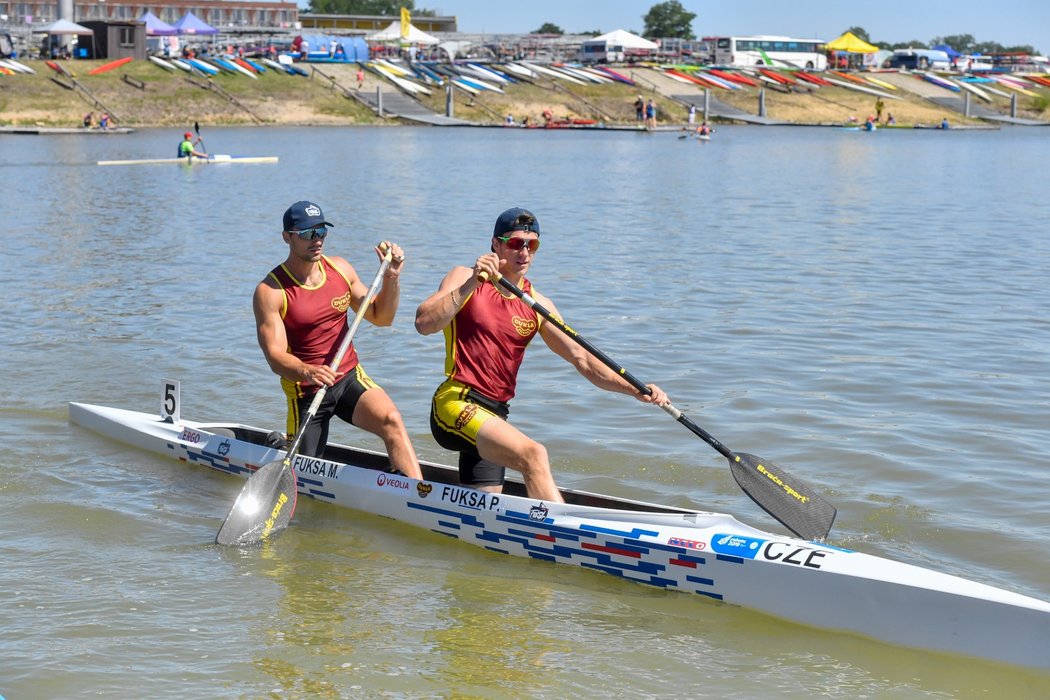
[
  {"xmin": 68, "ymin": 400, "xmax": 1050, "ymax": 671},
  {"xmin": 97, "ymin": 155, "xmax": 278, "ymax": 166}
]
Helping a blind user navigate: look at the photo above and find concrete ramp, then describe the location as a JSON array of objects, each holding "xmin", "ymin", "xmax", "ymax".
[
  {"xmin": 357, "ymin": 85, "xmax": 475, "ymax": 126},
  {"xmin": 674, "ymin": 93, "xmax": 787, "ymax": 125}
]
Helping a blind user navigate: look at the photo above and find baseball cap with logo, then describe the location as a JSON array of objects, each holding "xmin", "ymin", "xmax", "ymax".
[
  {"xmin": 283, "ymin": 201, "xmax": 334, "ymax": 231},
  {"xmin": 492, "ymin": 207, "xmax": 540, "ymax": 237}
]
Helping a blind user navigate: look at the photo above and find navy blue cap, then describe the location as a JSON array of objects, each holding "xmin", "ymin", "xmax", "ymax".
[
  {"xmin": 493, "ymin": 207, "xmax": 540, "ymax": 237},
  {"xmin": 283, "ymin": 201, "xmax": 333, "ymax": 231}
]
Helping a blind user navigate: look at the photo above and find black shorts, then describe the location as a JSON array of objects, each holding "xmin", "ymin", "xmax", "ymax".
[
  {"xmin": 429, "ymin": 382, "xmax": 510, "ymax": 488},
  {"xmin": 292, "ymin": 365, "xmax": 378, "ymax": 458}
]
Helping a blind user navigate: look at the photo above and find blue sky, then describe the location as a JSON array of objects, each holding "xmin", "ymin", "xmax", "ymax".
[{"xmin": 419, "ymin": 1, "xmax": 1047, "ymax": 52}]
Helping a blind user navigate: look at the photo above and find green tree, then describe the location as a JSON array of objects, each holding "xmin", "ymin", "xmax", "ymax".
[
  {"xmin": 308, "ymin": 0, "xmax": 434, "ymax": 16},
  {"xmin": 642, "ymin": 1, "xmax": 696, "ymax": 39},
  {"xmin": 931, "ymin": 33, "xmax": 976, "ymax": 53},
  {"xmin": 533, "ymin": 22, "xmax": 564, "ymax": 35},
  {"xmin": 843, "ymin": 26, "xmax": 871, "ymax": 42},
  {"xmin": 879, "ymin": 39, "xmax": 928, "ymax": 50}
]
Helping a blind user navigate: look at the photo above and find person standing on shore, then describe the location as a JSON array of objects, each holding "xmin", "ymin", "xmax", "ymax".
[
  {"xmin": 634, "ymin": 95, "xmax": 644, "ymax": 121},
  {"xmin": 356, "ymin": 65, "xmax": 365, "ymax": 89},
  {"xmin": 645, "ymin": 99, "xmax": 656, "ymax": 129},
  {"xmin": 254, "ymin": 201, "xmax": 422, "ymax": 479},
  {"xmin": 688, "ymin": 103, "xmax": 696, "ymax": 126},
  {"xmin": 875, "ymin": 97, "xmax": 885, "ymax": 123},
  {"xmin": 414, "ymin": 207, "xmax": 669, "ymax": 502}
]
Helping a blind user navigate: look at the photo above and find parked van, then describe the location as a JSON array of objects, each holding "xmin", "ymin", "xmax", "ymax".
[
  {"xmin": 580, "ymin": 40, "xmax": 625, "ymax": 64},
  {"xmin": 887, "ymin": 48, "xmax": 952, "ymax": 71}
]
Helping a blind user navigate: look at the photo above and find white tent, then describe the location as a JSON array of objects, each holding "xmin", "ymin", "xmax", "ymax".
[
  {"xmin": 591, "ymin": 29, "xmax": 658, "ymax": 50},
  {"xmin": 35, "ymin": 18, "xmax": 94, "ymax": 35},
  {"xmin": 367, "ymin": 21, "xmax": 439, "ymax": 45}
]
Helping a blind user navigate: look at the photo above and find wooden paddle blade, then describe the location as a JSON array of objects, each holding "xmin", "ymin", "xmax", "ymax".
[
  {"xmin": 729, "ymin": 452, "xmax": 836, "ymax": 541},
  {"xmin": 215, "ymin": 459, "xmax": 298, "ymax": 545}
]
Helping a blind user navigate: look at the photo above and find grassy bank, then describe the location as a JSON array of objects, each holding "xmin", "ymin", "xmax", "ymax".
[{"xmin": 1, "ymin": 58, "xmax": 1047, "ymax": 129}]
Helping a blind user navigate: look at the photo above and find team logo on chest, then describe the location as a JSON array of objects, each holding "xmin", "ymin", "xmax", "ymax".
[
  {"xmin": 512, "ymin": 316, "xmax": 536, "ymax": 337},
  {"xmin": 331, "ymin": 291, "xmax": 352, "ymax": 313}
]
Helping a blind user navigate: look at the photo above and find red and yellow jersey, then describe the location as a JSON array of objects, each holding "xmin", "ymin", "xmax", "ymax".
[
  {"xmin": 269, "ymin": 255, "xmax": 356, "ymax": 397},
  {"xmin": 443, "ymin": 278, "xmax": 541, "ymax": 403}
]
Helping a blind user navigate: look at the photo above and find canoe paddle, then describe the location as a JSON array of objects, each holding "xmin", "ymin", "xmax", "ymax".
[
  {"xmin": 193, "ymin": 120, "xmax": 207, "ymax": 156},
  {"xmin": 481, "ymin": 271, "xmax": 837, "ymax": 542},
  {"xmin": 215, "ymin": 246, "xmax": 394, "ymax": 546}
]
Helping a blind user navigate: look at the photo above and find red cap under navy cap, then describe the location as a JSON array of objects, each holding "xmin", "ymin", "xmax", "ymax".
[
  {"xmin": 493, "ymin": 207, "xmax": 540, "ymax": 237},
  {"xmin": 283, "ymin": 201, "xmax": 334, "ymax": 231}
]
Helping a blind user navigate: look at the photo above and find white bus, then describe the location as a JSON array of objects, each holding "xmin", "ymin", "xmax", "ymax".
[{"xmin": 712, "ymin": 36, "xmax": 827, "ymax": 69}]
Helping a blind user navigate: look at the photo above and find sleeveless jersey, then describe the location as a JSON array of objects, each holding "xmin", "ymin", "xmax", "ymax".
[
  {"xmin": 443, "ymin": 278, "xmax": 540, "ymax": 403},
  {"xmin": 269, "ymin": 255, "xmax": 357, "ymax": 398}
]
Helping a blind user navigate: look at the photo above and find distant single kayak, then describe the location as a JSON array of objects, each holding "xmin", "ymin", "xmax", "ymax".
[
  {"xmin": 88, "ymin": 56, "xmax": 133, "ymax": 75},
  {"xmin": 68, "ymin": 391, "xmax": 1050, "ymax": 672},
  {"xmin": 97, "ymin": 155, "xmax": 278, "ymax": 166}
]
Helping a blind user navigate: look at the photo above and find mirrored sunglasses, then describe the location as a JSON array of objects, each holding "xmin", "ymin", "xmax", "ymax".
[
  {"xmin": 291, "ymin": 226, "xmax": 328, "ymax": 241},
  {"xmin": 497, "ymin": 235, "xmax": 540, "ymax": 253}
]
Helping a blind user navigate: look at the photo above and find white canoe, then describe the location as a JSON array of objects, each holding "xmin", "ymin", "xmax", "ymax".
[
  {"xmin": 501, "ymin": 63, "xmax": 536, "ymax": 78},
  {"xmin": 954, "ymin": 79, "xmax": 993, "ymax": 102},
  {"xmin": 0, "ymin": 58, "xmax": 35, "ymax": 74},
  {"xmin": 371, "ymin": 64, "xmax": 432, "ymax": 96},
  {"xmin": 465, "ymin": 62, "xmax": 511, "ymax": 84},
  {"xmin": 68, "ymin": 393, "xmax": 1050, "ymax": 672},
  {"xmin": 823, "ymin": 76, "xmax": 902, "ymax": 100},
  {"xmin": 518, "ymin": 61, "xmax": 587, "ymax": 85},
  {"xmin": 148, "ymin": 55, "xmax": 177, "ymax": 72},
  {"xmin": 97, "ymin": 155, "xmax": 278, "ymax": 166}
]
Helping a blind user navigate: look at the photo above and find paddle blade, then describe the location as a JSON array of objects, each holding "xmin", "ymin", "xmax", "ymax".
[
  {"xmin": 215, "ymin": 459, "xmax": 298, "ymax": 546},
  {"xmin": 729, "ymin": 452, "xmax": 836, "ymax": 542}
]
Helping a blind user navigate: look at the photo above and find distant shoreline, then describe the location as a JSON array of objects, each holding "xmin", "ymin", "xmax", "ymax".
[{"xmin": 1, "ymin": 58, "xmax": 1046, "ymax": 130}]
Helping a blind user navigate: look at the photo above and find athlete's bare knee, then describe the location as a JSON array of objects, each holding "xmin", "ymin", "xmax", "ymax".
[{"xmin": 516, "ymin": 439, "xmax": 550, "ymax": 477}]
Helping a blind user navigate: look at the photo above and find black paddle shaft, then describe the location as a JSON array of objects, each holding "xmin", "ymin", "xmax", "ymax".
[
  {"xmin": 194, "ymin": 121, "xmax": 206, "ymax": 153},
  {"xmin": 490, "ymin": 275, "xmax": 731, "ymax": 453},
  {"xmin": 489, "ymin": 273, "xmax": 836, "ymax": 541}
]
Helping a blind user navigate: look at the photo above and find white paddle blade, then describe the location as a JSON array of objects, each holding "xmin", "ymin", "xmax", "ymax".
[{"xmin": 215, "ymin": 459, "xmax": 298, "ymax": 545}]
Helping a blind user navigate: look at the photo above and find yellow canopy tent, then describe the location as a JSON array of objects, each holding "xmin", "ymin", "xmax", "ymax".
[{"xmin": 825, "ymin": 31, "xmax": 879, "ymax": 53}]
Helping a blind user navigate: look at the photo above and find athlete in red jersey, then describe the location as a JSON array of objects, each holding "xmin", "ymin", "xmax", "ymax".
[
  {"xmin": 415, "ymin": 207, "xmax": 668, "ymax": 502},
  {"xmin": 254, "ymin": 200, "xmax": 422, "ymax": 479}
]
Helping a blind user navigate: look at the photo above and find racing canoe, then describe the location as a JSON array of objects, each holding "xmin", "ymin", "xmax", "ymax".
[
  {"xmin": 68, "ymin": 393, "xmax": 1050, "ymax": 672},
  {"xmin": 97, "ymin": 154, "xmax": 278, "ymax": 166}
]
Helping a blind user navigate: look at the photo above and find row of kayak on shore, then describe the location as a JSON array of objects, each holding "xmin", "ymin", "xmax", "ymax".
[
  {"xmin": 918, "ymin": 70, "xmax": 1050, "ymax": 100},
  {"xmin": 145, "ymin": 53, "xmax": 308, "ymax": 78},
  {"xmin": 364, "ymin": 58, "xmax": 637, "ymax": 97}
]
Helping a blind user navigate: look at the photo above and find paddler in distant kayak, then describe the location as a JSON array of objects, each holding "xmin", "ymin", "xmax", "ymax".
[
  {"xmin": 178, "ymin": 131, "xmax": 207, "ymax": 160},
  {"xmin": 253, "ymin": 200, "xmax": 422, "ymax": 479},
  {"xmin": 414, "ymin": 207, "xmax": 669, "ymax": 503}
]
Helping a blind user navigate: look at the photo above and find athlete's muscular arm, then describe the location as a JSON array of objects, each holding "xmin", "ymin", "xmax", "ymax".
[
  {"xmin": 414, "ymin": 266, "xmax": 473, "ymax": 335},
  {"xmin": 415, "ymin": 253, "xmax": 501, "ymax": 335},
  {"xmin": 535, "ymin": 291, "xmax": 669, "ymax": 406},
  {"xmin": 253, "ymin": 278, "xmax": 336, "ymax": 388}
]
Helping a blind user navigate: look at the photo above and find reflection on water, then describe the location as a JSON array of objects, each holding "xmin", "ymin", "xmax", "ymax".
[{"xmin": 2, "ymin": 126, "xmax": 1050, "ymax": 696}]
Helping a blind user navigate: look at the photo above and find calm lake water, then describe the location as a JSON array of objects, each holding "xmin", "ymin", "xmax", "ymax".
[{"xmin": 2, "ymin": 124, "xmax": 1049, "ymax": 698}]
